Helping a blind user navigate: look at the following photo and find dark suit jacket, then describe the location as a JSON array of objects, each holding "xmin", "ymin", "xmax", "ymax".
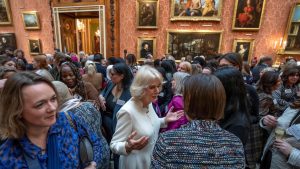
[{"xmin": 101, "ymin": 81, "xmax": 131, "ymax": 137}]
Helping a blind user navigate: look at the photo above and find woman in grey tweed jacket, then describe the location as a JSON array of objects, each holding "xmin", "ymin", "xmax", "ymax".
[{"xmin": 151, "ymin": 74, "xmax": 245, "ymax": 169}]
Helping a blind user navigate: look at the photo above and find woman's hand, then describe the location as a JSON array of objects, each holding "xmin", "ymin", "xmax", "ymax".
[
  {"xmin": 99, "ymin": 95, "xmax": 106, "ymax": 111},
  {"xmin": 165, "ymin": 107, "xmax": 184, "ymax": 123},
  {"xmin": 262, "ymin": 115, "xmax": 277, "ymax": 128},
  {"xmin": 84, "ymin": 161, "xmax": 96, "ymax": 169},
  {"xmin": 125, "ymin": 131, "xmax": 149, "ymax": 153},
  {"xmin": 273, "ymin": 139, "xmax": 293, "ymax": 157}
]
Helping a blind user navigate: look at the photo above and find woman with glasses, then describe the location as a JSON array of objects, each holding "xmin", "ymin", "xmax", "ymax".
[
  {"xmin": 110, "ymin": 65, "xmax": 184, "ymax": 169},
  {"xmin": 273, "ymin": 64, "xmax": 300, "ymax": 114},
  {"xmin": 99, "ymin": 63, "xmax": 133, "ymax": 169}
]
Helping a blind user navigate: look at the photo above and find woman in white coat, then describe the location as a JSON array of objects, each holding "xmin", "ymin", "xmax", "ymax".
[{"xmin": 110, "ymin": 65, "xmax": 184, "ymax": 169}]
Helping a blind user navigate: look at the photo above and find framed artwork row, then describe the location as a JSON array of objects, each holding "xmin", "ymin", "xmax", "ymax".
[
  {"xmin": 137, "ymin": 34, "xmax": 257, "ymax": 62},
  {"xmin": 136, "ymin": 0, "xmax": 267, "ymax": 31}
]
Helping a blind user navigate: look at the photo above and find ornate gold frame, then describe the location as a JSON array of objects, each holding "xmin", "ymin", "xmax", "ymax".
[
  {"xmin": 232, "ymin": 0, "xmax": 266, "ymax": 31},
  {"xmin": 22, "ymin": 11, "xmax": 40, "ymax": 30},
  {"xmin": 280, "ymin": 3, "xmax": 300, "ymax": 55},
  {"xmin": 137, "ymin": 37, "xmax": 157, "ymax": 59},
  {"xmin": 0, "ymin": 0, "xmax": 12, "ymax": 25},
  {"xmin": 170, "ymin": 0, "xmax": 223, "ymax": 21},
  {"xmin": 136, "ymin": 0, "xmax": 159, "ymax": 29},
  {"xmin": 166, "ymin": 29, "xmax": 223, "ymax": 59},
  {"xmin": 232, "ymin": 39, "xmax": 255, "ymax": 63},
  {"xmin": 28, "ymin": 39, "xmax": 42, "ymax": 55}
]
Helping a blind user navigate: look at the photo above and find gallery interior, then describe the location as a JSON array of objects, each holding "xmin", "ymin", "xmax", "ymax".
[{"xmin": 0, "ymin": 0, "xmax": 299, "ymax": 65}]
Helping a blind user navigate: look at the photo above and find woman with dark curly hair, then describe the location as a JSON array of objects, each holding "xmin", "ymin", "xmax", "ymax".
[
  {"xmin": 59, "ymin": 62, "xmax": 100, "ymax": 108},
  {"xmin": 273, "ymin": 64, "xmax": 300, "ymax": 113}
]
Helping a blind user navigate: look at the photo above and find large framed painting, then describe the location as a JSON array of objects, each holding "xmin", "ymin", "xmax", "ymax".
[
  {"xmin": 28, "ymin": 39, "xmax": 42, "ymax": 55},
  {"xmin": 232, "ymin": 0, "xmax": 266, "ymax": 31},
  {"xmin": 0, "ymin": 33, "xmax": 16, "ymax": 54},
  {"xmin": 137, "ymin": 37, "xmax": 156, "ymax": 59},
  {"xmin": 22, "ymin": 11, "xmax": 40, "ymax": 30},
  {"xmin": 170, "ymin": 0, "xmax": 223, "ymax": 21},
  {"xmin": 0, "ymin": 0, "xmax": 12, "ymax": 25},
  {"xmin": 136, "ymin": 0, "xmax": 159, "ymax": 29},
  {"xmin": 167, "ymin": 30, "xmax": 222, "ymax": 60},
  {"xmin": 232, "ymin": 39, "xmax": 254, "ymax": 63},
  {"xmin": 282, "ymin": 3, "xmax": 300, "ymax": 55}
]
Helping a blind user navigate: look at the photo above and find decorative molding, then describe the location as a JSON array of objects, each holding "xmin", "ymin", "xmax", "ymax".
[{"xmin": 110, "ymin": 0, "xmax": 115, "ymax": 55}]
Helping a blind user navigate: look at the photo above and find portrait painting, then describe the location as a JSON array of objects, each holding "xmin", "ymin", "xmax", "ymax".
[
  {"xmin": 0, "ymin": 0, "xmax": 12, "ymax": 25},
  {"xmin": 136, "ymin": 0, "xmax": 159, "ymax": 28},
  {"xmin": 232, "ymin": 39, "xmax": 254, "ymax": 63},
  {"xmin": 137, "ymin": 37, "xmax": 156, "ymax": 59},
  {"xmin": 29, "ymin": 39, "xmax": 42, "ymax": 55},
  {"xmin": 0, "ymin": 33, "xmax": 16, "ymax": 54},
  {"xmin": 232, "ymin": 0, "xmax": 266, "ymax": 30},
  {"xmin": 167, "ymin": 30, "xmax": 222, "ymax": 60},
  {"xmin": 170, "ymin": 0, "xmax": 223, "ymax": 21},
  {"xmin": 283, "ymin": 3, "xmax": 300, "ymax": 55},
  {"xmin": 22, "ymin": 11, "xmax": 40, "ymax": 30}
]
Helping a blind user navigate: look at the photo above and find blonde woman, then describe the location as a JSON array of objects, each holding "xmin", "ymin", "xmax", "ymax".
[
  {"xmin": 110, "ymin": 65, "xmax": 184, "ymax": 169},
  {"xmin": 82, "ymin": 60, "xmax": 103, "ymax": 93}
]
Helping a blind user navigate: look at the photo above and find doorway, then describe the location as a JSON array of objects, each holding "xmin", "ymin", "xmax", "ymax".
[{"xmin": 52, "ymin": 5, "xmax": 106, "ymax": 57}]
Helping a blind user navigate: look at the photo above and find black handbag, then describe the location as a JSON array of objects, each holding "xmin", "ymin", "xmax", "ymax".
[{"xmin": 64, "ymin": 112, "xmax": 94, "ymax": 167}]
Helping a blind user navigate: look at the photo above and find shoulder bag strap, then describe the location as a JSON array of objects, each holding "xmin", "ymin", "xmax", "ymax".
[{"xmin": 64, "ymin": 111, "xmax": 77, "ymax": 131}]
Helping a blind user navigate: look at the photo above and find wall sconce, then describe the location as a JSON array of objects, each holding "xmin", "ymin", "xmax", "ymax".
[
  {"xmin": 95, "ymin": 29, "xmax": 101, "ymax": 37},
  {"xmin": 273, "ymin": 38, "xmax": 287, "ymax": 54}
]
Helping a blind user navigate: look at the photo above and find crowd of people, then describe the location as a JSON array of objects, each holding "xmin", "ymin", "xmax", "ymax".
[{"xmin": 0, "ymin": 48, "xmax": 300, "ymax": 169}]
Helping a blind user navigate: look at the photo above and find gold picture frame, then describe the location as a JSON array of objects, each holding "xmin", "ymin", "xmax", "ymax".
[
  {"xmin": 281, "ymin": 3, "xmax": 300, "ymax": 55},
  {"xmin": 22, "ymin": 11, "xmax": 40, "ymax": 30},
  {"xmin": 0, "ymin": 0, "xmax": 12, "ymax": 25},
  {"xmin": 136, "ymin": 0, "xmax": 159, "ymax": 29},
  {"xmin": 28, "ymin": 39, "xmax": 42, "ymax": 55},
  {"xmin": 170, "ymin": 0, "xmax": 223, "ymax": 21},
  {"xmin": 137, "ymin": 37, "xmax": 156, "ymax": 59},
  {"xmin": 232, "ymin": 0, "xmax": 266, "ymax": 31},
  {"xmin": 232, "ymin": 39, "xmax": 254, "ymax": 63},
  {"xmin": 166, "ymin": 30, "xmax": 223, "ymax": 60}
]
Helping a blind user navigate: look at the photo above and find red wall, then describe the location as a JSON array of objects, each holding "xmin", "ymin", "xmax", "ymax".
[
  {"xmin": 0, "ymin": 0, "xmax": 54, "ymax": 62},
  {"xmin": 119, "ymin": 0, "xmax": 300, "ymax": 62}
]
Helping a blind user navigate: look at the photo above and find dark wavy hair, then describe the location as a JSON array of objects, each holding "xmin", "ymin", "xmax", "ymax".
[
  {"xmin": 256, "ymin": 71, "xmax": 279, "ymax": 94},
  {"xmin": 112, "ymin": 63, "xmax": 133, "ymax": 89},
  {"xmin": 281, "ymin": 64, "xmax": 300, "ymax": 86},
  {"xmin": 214, "ymin": 67, "xmax": 250, "ymax": 121}
]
